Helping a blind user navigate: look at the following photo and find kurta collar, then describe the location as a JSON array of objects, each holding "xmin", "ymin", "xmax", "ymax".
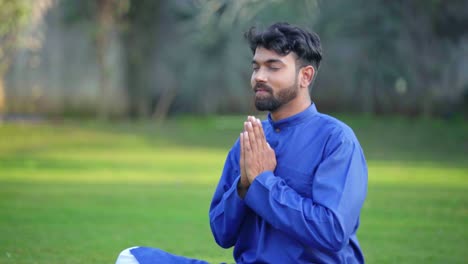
[{"xmin": 267, "ymin": 103, "xmax": 318, "ymax": 130}]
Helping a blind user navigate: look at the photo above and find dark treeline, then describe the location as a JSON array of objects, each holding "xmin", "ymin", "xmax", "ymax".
[{"xmin": 2, "ymin": 0, "xmax": 468, "ymax": 119}]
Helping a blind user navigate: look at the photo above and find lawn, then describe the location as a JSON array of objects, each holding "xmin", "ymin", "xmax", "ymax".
[{"xmin": 0, "ymin": 116, "xmax": 467, "ymax": 263}]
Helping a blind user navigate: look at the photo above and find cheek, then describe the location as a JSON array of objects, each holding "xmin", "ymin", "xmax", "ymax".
[
  {"xmin": 273, "ymin": 72, "xmax": 295, "ymax": 87},
  {"xmin": 250, "ymin": 74, "xmax": 255, "ymax": 86}
]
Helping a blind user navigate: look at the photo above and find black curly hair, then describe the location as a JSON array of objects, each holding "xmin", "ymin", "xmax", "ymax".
[{"xmin": 245, "ymin": 22, "xmax": 322, "ymax": 71}]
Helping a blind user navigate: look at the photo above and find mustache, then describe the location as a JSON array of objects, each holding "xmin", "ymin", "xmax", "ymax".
[{"xmin": 254, "ymin": 83, "xmax": 273, "ymax": 93}]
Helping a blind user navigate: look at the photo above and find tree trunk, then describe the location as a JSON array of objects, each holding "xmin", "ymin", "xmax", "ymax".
[
  {"xmin": 0, "ymin": 72, "xmax": 5, "ymax": 115},
  {"xmin": 421, "ymin": 86, "xmax": 434, "ymax": 119},
  {"xmin": 124, "ymin": 1, "xmax": 162, "ymax": 119},
  {"xmin": 123, "ymin": 32, "xmax": 145, "ymax": 119},
  {"xmin": 152, "ymin": 88, "xmax": 176, "ymax": 122},
  {"xmin": 96, "ymin": 0, "xmax": 114, "ymax": 120},
  {"xmin": 96, "ymin": 32, "xmax": 111, "ymax": 120},
  {"xmin": 0, "ymin": 54, "xmax": 11, "ymax": 116}
]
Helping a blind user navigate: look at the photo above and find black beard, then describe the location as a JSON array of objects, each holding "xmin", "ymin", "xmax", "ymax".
[
  {"xmin": 254, "ymin": 80, "xmax": 298, "ymax": 112},
  {"xmin": 255, "ymin": 96, "xmax": 282, "ymax": 112}
]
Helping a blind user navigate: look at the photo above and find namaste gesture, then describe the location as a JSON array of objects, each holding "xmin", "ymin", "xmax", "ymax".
[{"xmin": 238, "ymin": 116, "xmax": 277, "ymax": 198}]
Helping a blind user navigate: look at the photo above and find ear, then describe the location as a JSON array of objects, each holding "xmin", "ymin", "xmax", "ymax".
[{"xmin": 300, "ymin": 65, "xmax": 315, "ymax": 89}]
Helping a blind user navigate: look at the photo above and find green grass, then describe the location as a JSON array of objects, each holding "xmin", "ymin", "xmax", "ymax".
[{"xmin": 0, "ymin": 116, "xmax": 467, "ymax": 263}]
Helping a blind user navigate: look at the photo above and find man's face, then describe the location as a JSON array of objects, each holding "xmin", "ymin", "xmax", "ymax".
[{"xmin": 251, "ymin": 47, "xmax": 299, "ymax": 112}]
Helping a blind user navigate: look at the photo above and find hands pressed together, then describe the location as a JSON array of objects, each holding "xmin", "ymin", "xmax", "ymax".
[{"xmin": 238, "ymin": 116, "xmax": 277, "ymax": 198}]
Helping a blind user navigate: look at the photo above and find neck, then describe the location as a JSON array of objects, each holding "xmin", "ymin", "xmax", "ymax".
[{"xmin": 270, "ymin": 95, "xmax": 311, "ymax": 121}]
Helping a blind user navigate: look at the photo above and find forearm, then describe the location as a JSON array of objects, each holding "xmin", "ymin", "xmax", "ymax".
[
  {"xmin": 209, "ymin": 176, "xmax": 248, "ymax": 248},
  {"xmin": 244, "ymin": 172, "xmax": 359, "ymax": 252}
]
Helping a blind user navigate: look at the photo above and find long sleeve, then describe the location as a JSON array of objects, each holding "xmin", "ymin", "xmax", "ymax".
[
  {"xmin": 243, "ymin": 133, "xmax": 368, "ymax": 252},
  {"xmin": 209, "ymin": 142, "xmax": 249, "ymax": 248}
]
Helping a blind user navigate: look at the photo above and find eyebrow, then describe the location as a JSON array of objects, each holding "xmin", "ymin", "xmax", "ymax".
[{"xmin": 251, "ymin": 59, "xmax": 285, "ymax": 65}]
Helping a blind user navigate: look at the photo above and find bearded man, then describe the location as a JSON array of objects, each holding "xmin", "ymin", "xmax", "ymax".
[
  {"xmin": 116, "ymin": 22, "xmax": 368, "ymax": 264},
  {"xmin": 209, "ymin": 22, "xmax": 368, "ymax": 263}
]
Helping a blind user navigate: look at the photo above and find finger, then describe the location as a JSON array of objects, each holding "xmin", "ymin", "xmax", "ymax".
[
  {"xmin": 240, "ymin": 132, "xmax": 244, "ymax": 163},
  {"xmin": 247, "ymin": 117, "xmax": 263, "ymax": 152},
  {"xmin": 244, "ymin": 121, "xmax": 254, "ymax": 150},
  {"xmin": 253, "ymin": 117, "xmax": 267, "ymax": 150},
  {"xmin": 249, "ymin": 116, "xmax": 260, "ymax": 134},
  {"xmin": 250, "ymin": 117, "xmax": 265, "ymax": 150},
  {"xmin": 246, "ymin": 116, "xmax": 252, "ymax": 126},
  {"xmin": 252, "ymin": 117, "xmax": 266, "ymax": 150},
  {"xmin": 244, "ymin": 120, "xmax": 254, "ymax": 142},
  {"xmin": 244, "ymin": 121, "xmax": 250, "ymax": 134},
  {"xmin": 248, "ymin": 116, "xmax": 260, "ymax": 131},
  {"xmin": 243, "ymin": 131, "xmax": 251, "ymax": 153},
  {"xmin": 246, "ymin": 121, "xmax": 259, "ymax": 153}
]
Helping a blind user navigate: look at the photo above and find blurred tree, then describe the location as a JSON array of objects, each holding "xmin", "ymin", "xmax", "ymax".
[
  {"xmin": 0, "ymin": 0, "xmax": 32, "ymax": 114},
  {"xmin": 398, "ymin": 0, "xmax": 468, "ymax": 118},
  {"xmin": 165, "ymin": 0, "xmax": 319, "ymax": 115},
  {"xmin": 61, "ymin": 0, "xmax": 166, "ymax": 120},
  {"xmin": 6, "ymin": 0, "xmax": 466, "ymax": 118},
  {"xmin": 0, "ymin": 0, "xmax": 53, "ymax": 115},
  {"xmin": 316, "ymin": 0, "xmax": 468, "ymax": 117},
  {"xmin": 122, "ymin": 0, "xmax": 162, "ymax": 119},
  {"xmin": 61, "ymin": 0, "xmax": 129, "ymax": 120},
  {"xmin": 95, "ymin": 0, "xmax": 128, "ymax": 120}
]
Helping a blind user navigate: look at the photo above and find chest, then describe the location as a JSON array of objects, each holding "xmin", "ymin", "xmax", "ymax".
[{"xmin": 265, "ymin": 127, "xmax": 329, "ymax": 197}]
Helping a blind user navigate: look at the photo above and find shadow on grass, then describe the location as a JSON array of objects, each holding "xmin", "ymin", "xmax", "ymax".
[{"xmin": 59, "ymin": 115, "xmax": 468, "ymax": 165}]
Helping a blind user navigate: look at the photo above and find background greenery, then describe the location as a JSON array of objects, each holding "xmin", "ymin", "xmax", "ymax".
[
  {"xmin": 2, "ymin": 0, "xmax": 468, "ymax": 119},
  {"xmin": 0, "ymin": 116, "xmax": 467, "ymax": 263},
  {"xmin": 1, "ymin": 1, "xmax": 467, "ymax": 263}
]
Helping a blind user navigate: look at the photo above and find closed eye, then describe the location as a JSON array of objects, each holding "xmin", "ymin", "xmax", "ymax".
[{"xmin": 268, "ymin": 65, "xmax": 282, "ymax": 71}]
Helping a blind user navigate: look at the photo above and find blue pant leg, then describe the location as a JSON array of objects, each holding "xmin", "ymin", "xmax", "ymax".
[{"xmin": 129, "ymin": 247, "xmax": 210, "ymax": 264}]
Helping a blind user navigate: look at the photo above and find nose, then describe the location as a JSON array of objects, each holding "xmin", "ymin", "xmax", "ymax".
[{"xmin": 253, "ymin": 68, "xmax": 267, "ymax": 83}]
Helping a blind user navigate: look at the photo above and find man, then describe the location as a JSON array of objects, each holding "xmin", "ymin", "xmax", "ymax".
[
  {"xmin": 116, "ymin": 22, "xmax": 367, "ymax": 264},
  {"xmin": 209, "ymin": 22, "xmax": 367, "ymax": 263}
]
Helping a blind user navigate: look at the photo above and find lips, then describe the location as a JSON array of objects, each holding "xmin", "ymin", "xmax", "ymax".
[
  {"xmin": 255, "ymin": 90, "xmax": 270, "ymax": 96},
  {"xmin": 254, "ymin": 83, "xmax": 273, "ymax": 94}
]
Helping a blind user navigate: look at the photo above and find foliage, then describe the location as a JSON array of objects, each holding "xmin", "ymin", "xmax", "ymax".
[
  {"xmin": 3, "ymin": 0, "xmax": 468, "ymax": 118},
  {"xmin": 137, "ymin": 0, "xmax": 468, "ymax": 117},
  {"xmin": 0, "ymin": 0, "xmax": 54, "ymax": 114},
  {"xmin": 160, "ymin": 0, "xmax": 319, "ymax": 115},
  {"xmin": 0, "ymin": 0, "xmax": 31, "ymax": 68},
  {"xmin": 316, "ymin": 0, "xmax": 468, "ymax": 116}
]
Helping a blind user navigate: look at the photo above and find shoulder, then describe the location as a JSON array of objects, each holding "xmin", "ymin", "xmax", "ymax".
[
  {"xmin": 317, "ymin": 113, "xmax": 357, "ymax": 140},
  {"xmin": 314, "ymin": 113, "xmax": 361, "ymax": 154}
]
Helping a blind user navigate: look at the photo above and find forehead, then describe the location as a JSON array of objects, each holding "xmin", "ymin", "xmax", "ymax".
[{"xmin": 252, "ymin": 47, "xmax": 297, "ymax": 64}]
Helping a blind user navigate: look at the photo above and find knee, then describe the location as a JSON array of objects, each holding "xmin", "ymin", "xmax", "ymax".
[{"xmin": 115, "ymin": 247, "xmax": 139, "ymax": 264}]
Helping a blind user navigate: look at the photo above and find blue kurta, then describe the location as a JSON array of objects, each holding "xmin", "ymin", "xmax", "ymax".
[{"xmin": 209, "ymin": 104, "xmax": 368, "ymax": 263}]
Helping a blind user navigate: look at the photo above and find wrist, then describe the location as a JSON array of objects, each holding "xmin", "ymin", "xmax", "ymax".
[
  {"xmin": 237, "ymin": 178, "xmax": 249, "ymax": 199},
  {"xmin": 238, "ymin": 178, "xmax": 249, "ymax": 189}
]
